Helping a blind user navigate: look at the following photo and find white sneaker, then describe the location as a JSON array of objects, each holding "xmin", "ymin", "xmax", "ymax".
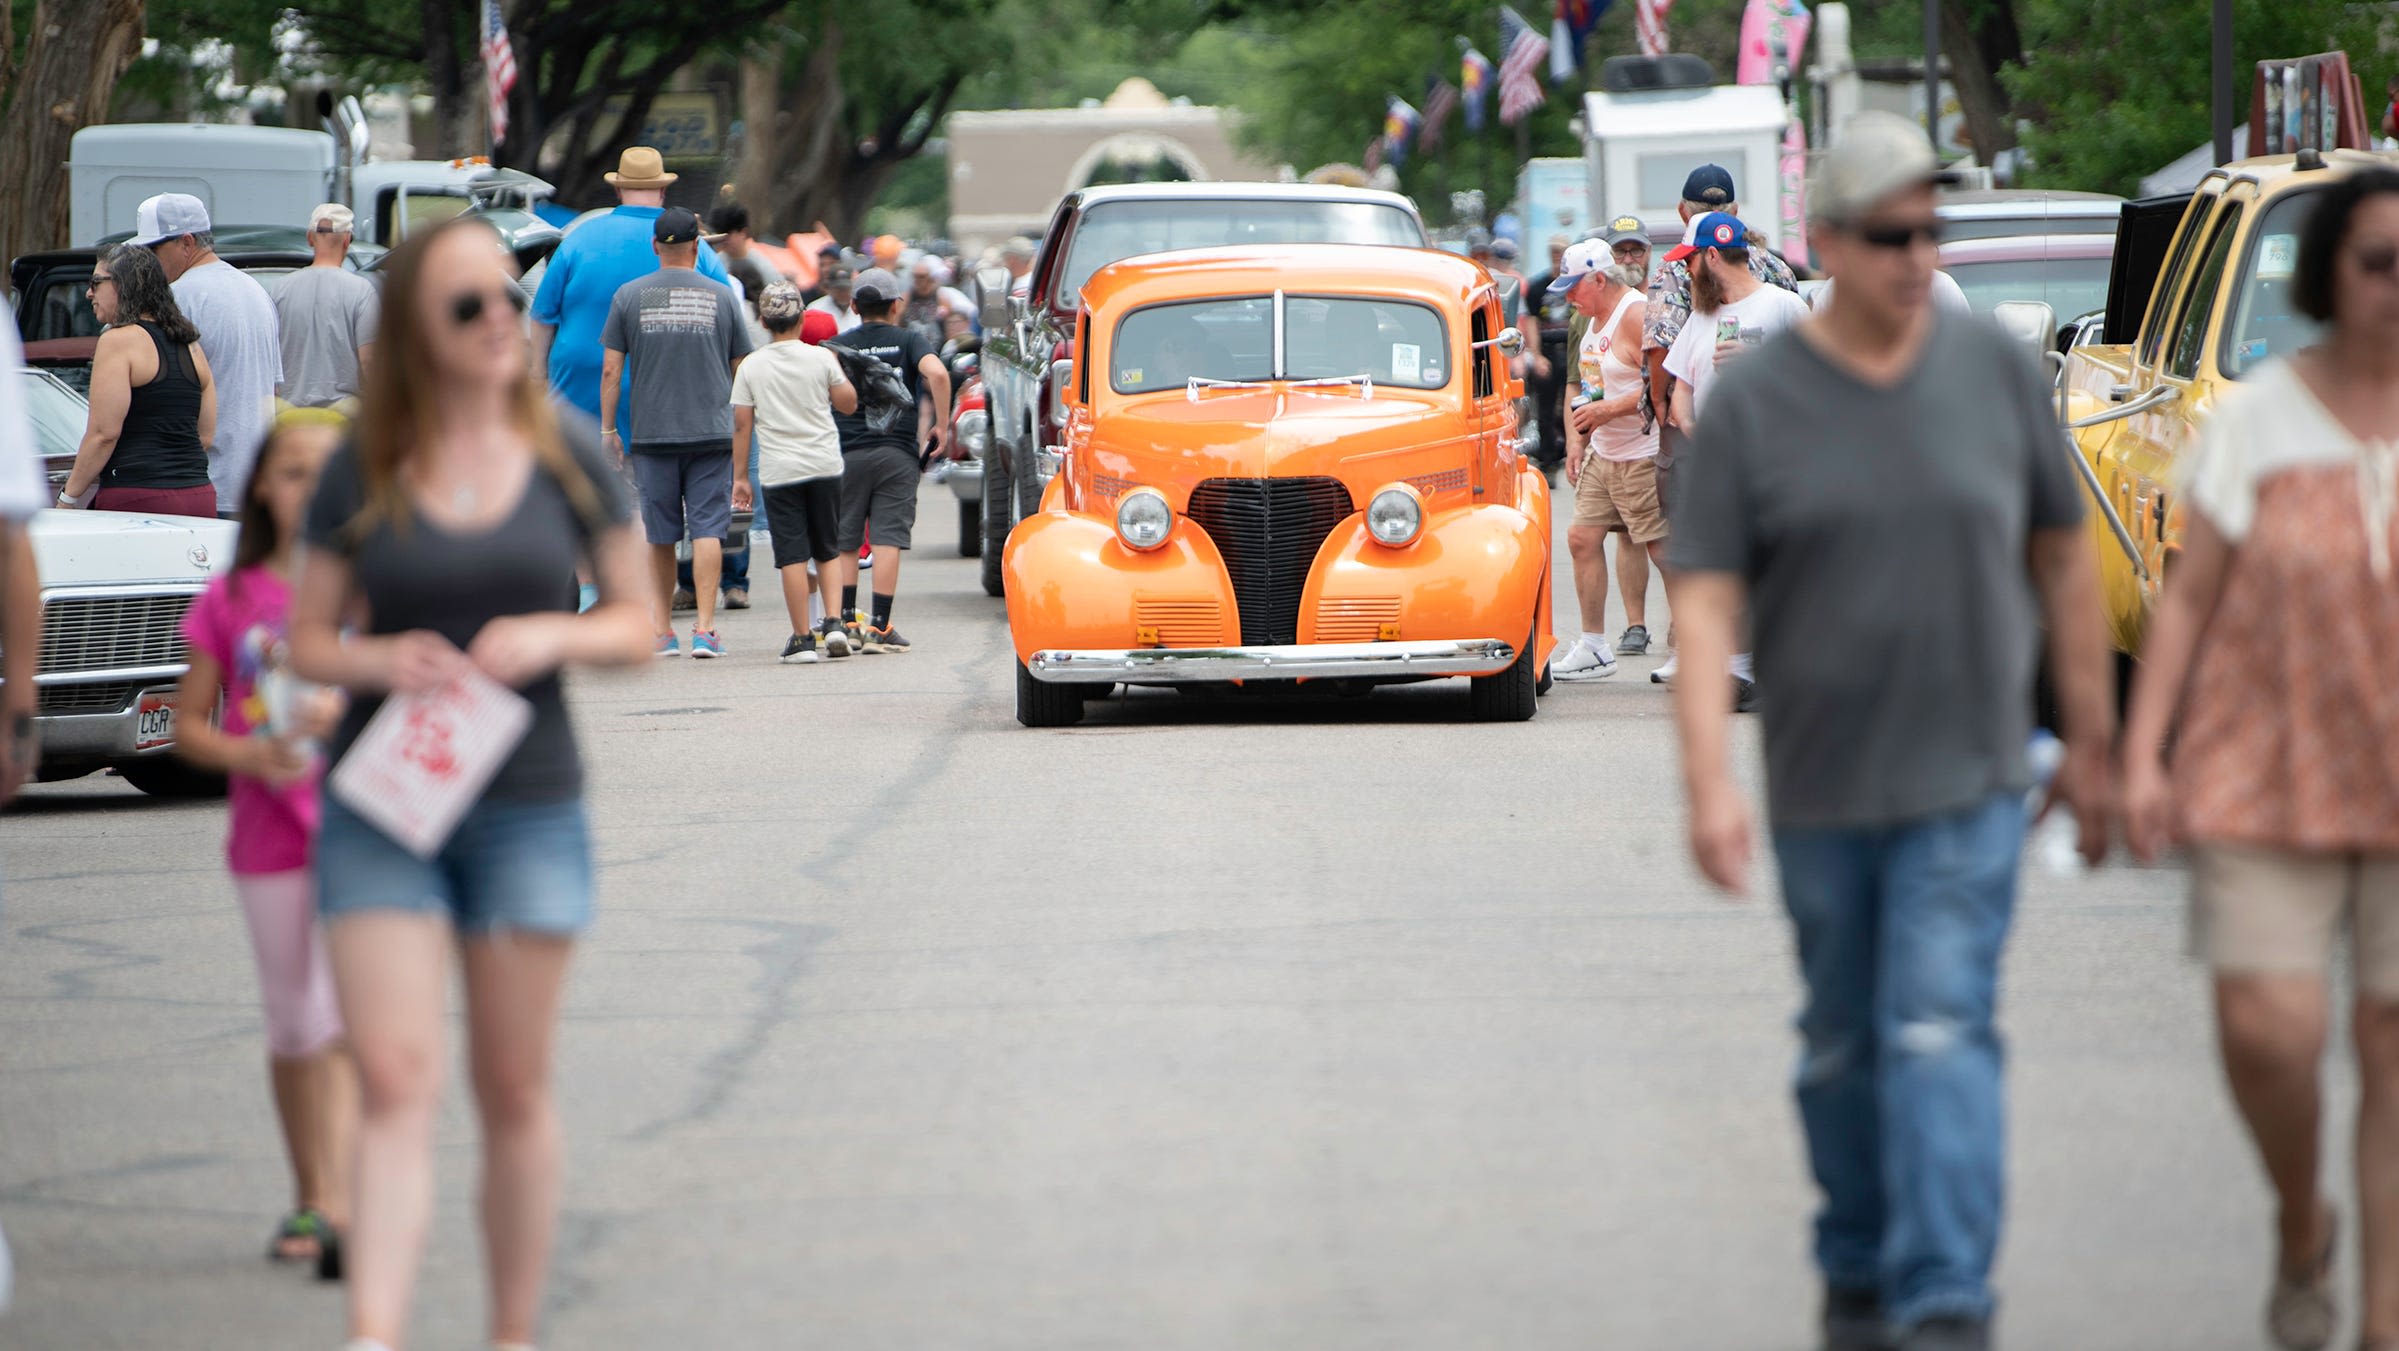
[
  {"xmin": 1553, "ymin": 636, "xmax": 1619, "ymax": 682},
  {"xmin": 1650, "ymin": 652, "xmax": 1679, "ymax": 685}
]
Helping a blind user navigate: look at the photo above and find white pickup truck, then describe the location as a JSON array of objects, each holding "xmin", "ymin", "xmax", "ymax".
[{"xmin": 11, "ymin": 367, "xmax": 234, "ymax": 797}]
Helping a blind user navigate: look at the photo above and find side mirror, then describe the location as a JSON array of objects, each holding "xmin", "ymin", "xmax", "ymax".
[
  {"xmin": 976, "ymin": 265, "xmax": 1012, "ymax": 332},
  {"xmin": 1494, "ymin": 274, "xmax": 1524, "ymax": 326},
  {"xmin": 1496, "ymin": 326, "xmax": 1525, "ymax": 359},
  {"xmin": 1992, "ymin": 300, "xmax": 2058, "ymax": 356},
  {"xmin": 1048, "ymin": 358, "xmax": 1074, "ymax": 427}
]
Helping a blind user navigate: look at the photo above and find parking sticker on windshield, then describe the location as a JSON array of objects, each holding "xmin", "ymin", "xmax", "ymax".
[
  {"xmin": 1390, "ymin": 343, "xmax": 1422, "ymax": 382},
  {"xmin": 1121, "ymin": 367, "xmax": 1144, "ymax": 386},
  {"xmin": 2259, "ymin": 235, "xmax": 2299, "ymax": 280}
]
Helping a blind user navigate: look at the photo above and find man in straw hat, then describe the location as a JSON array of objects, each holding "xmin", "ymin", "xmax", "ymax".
[{"xmin": 532, "ymin": 146, "xmax": 734, "ymax": 431}]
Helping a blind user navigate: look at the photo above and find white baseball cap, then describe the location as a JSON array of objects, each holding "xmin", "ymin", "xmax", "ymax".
[
  {"xmin": 129, "ymin": 193, "xmax": 211, "ymax": 248},
  {"xmin": 309, "ymin": 202, "xmax": 355, "ymax": 233},
  {"xmin": 1811, "ymin": 111, "xmax": 1963, "ymax": 226},
  {"xmin": 1544, "ymin": 239, "xmax": 1612, "ymax": 297}
]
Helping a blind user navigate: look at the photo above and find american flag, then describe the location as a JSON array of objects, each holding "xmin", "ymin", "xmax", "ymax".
[
  {"xmin": 1498, "ymin": 6, "xmax": 1550, "ymax": 126},
  {"xmin": 1636, "ymin": 0, "xmax": 1674, "ymax": 57},
  {"xmin": 481, "ymin": 0, "xmax": 516, "ymax": 146},
  {"xmin": 1420, "ymin": 77, "xmax": 1460, "ymax": 152}
]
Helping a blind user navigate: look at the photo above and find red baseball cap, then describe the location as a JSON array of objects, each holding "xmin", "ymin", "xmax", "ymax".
[
  {"xmin": 800, "ymin": 309, "xmax": 838, "ymax": 345},
  {"xmin": 1663, "ymin": 212, "xmax": 1750, "ymax": 264}
]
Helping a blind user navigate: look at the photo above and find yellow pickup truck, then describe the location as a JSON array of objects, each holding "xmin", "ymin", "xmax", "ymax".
[{"xmin": 2059, "ymin": 147, "xmax": 2393, "ymax": 655}]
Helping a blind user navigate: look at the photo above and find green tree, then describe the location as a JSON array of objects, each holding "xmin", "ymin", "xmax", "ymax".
[{"xmin": 2006, "ymin": 0, "xmax": 2386, "ymax": 195}]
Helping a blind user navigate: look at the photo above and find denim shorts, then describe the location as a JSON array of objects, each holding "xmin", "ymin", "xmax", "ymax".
[{"xmin": 316, "ymin": 795, "xmax": 595, "ymax": 936}]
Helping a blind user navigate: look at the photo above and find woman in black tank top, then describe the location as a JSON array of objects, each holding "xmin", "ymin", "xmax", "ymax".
[{"xmin": 58, "ymin": 244, "xmax": 220, "ymax": 518}]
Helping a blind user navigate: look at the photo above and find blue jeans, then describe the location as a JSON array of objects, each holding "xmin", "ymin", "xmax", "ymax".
[
  {"xmin": 317, "ymin": 795, "xmax": 595, "ymax": 936},
  {"xmin": 1770, "ymin": 790, "xmax": 2026, "ymax": 1330}
]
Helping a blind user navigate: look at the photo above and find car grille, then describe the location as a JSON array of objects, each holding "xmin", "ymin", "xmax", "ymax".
[
  {"xmin": 1133, "ymin": 597, "xmax": 1226, "ymax": 647},
  {"xmin": 1184, "ymin": 477, "xmax": 1354, "ymax": 645},
  {"xmin": 39, "ymin": 593, "xmax": 196, "ymax": 676},
  {"xmin": 38, "ymin": 681, "xmax": 139, "ymax": 715},
  {"xmin": 1313, "ymin": 596, "xmax": 1401, "ymax": 644}
]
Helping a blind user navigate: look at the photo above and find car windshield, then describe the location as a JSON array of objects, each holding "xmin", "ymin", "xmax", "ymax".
[
  {"xmin": 1111, "ymin": 294, "xmax": 1450, "ymax": 394},
  {"xmin": 1060, "ymin": 199, "xmax": 1423, "ymax": 307},
  {"xmin": 19, "ymin": 368, "xmax": 86, "ymax": 474},
  {"xmin": 1940, "ymin": 214, "xmax": 2118, "ymax": 242},
  {"xmin": 2222, "ymin": 188, "xmax": 2325, "ymax": 379},
  {"xmin": 25, "ymin": 268, "xmax": 102, "ymax": 342},
  {"xmin": 1946, "ymin": 256, "xmax": 2112, "ymax": 322}
]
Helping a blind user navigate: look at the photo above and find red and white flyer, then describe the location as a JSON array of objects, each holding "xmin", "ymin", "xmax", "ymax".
[{"xmin": 328, "ymin": 669, "xmax": 534, "ymax": 858}]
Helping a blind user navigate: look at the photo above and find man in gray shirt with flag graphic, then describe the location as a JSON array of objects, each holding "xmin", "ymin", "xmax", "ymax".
[{"xmin": 601, "ymin": 208, "xmax": 752, "ymax": 659}]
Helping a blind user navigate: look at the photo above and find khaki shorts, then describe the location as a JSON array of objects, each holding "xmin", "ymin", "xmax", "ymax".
[
  {"xmin": 1570, "ymin": 454, "xmax": 1667, "ymax": 542},
  {"xmin": 2191, "ymin": 844, "xmax": 2399, "ymax": 996}
]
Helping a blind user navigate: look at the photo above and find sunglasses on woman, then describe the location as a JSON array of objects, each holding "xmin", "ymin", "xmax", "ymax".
[
  {"xmin": 84, "ymin": 274, "xmax": 115, "ymax": 295},
  {"xmin": 449, "ymin": 286, "xmax": 529, "ymax": 327}
]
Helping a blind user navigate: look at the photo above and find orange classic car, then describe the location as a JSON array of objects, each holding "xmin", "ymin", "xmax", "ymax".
[{"xmin": 1001, "ymin": 244, "xmax": 1557, "ymax": 726}]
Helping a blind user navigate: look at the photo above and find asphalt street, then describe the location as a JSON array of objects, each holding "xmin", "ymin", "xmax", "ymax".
[{"xmin": 0, "ymin": 480, "xmax": 2341, "ymax": 1349}]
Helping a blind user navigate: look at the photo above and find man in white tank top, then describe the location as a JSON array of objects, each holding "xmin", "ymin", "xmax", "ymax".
[{"xmin": 1550, "ymin": 241, "xmax": 1668, "ymax": 681}]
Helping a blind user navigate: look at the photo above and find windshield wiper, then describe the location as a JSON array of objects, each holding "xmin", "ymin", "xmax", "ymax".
[
  {"xmin": 1285, "ymin": 374, "xmax": 1375, "ymax": 399},
  {"xmin": 1186, "ymin": 376, "xmax": 1275, "ymax": 401}
]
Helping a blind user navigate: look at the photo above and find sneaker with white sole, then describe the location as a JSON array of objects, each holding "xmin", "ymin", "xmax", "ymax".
[
  {"xmin": 1650, "ymin": 651, "xmax": 1679, "ymax": 684},
  {"xmin": 689, "ymin": 630, "xmax": 725, "ymax": 659},
  {"xmin": 780, "ymin": 633, "xmax": 821, "ymax": 664},
  {"xmin": 653, "ymin": 633, "xmax": 681, "ymax": 659},
  {"xmin": 1618, "ymin": 623, "xmax": 1651, "ymax": 655},
  {"xmin": 818, "ymin": 618, "xmax": 852, "ymax": 658},
  {"xmin": 1553, "ymin": 637, "xmax": 1619, "ymax": 682}
]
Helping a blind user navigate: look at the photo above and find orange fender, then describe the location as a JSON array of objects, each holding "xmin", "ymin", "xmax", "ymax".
[
  {"xmin": 1300, "ymin": 503, "xmax": 1548, "ymax": 652},
  {"xmin": 1002, "ymin": 512, "xmax": 1240, "ymax": 664}
]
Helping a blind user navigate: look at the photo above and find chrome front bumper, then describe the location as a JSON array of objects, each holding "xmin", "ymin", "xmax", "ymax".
[
  {"xmin": 1026, "ymin": 639, "xmax": 1517, "ymax": 684},
  {"xmin": 947, "ymin": 456, "xmax": 983, "ymax": 503}
]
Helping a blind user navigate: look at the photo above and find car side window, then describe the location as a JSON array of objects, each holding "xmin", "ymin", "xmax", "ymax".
[
  {"xmin": 2139, "ymin": 189, "xmax": 2222, "ymax": 370},
  {"xmin": 2168, "ymin": 202, "xmax": 2243, "ymax": 381},
  {"xmin": 1471, "ymin": 307, "xmax": 1493, "ymax": 399}
]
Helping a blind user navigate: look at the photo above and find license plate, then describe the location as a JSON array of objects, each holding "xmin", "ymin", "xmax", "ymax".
[{"xmin": 133, "ymin": 690, "xmax": 177, "ymax": 751}]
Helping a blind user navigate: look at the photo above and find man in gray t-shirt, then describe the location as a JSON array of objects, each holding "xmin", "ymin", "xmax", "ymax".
[
  {"xmin": 135, "ymin": 193, "xmax": 282, "ymax": 514},
  {"xmin": 275, "ymin": 203, "xmax": 379, "ymax": 409},
  {"xmin": 1664, "ymin": 114, "xmax": 2113, "ymax": 1351},
  {"xmin": 599, "ymin": 208, "xmax": 752, "ymax": 657}
]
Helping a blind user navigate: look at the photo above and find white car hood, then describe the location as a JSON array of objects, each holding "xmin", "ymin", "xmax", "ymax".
[{"xmin": 28, "ymin": 508, "xmax": 237, "ymax": 588}]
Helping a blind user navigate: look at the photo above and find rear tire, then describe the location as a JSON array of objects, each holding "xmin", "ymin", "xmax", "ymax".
[
  {"xmin": 116, "ymin": 757, "xmax": 228, "ymax": 798},
  {"xmin": 980, "ymin": 462, "xmax": 1011, "ymax": 597},
  {"xmin": 958, "ymin": 498, "xmax": 982, "ymax": 557},
  {"xmin": 1016, "ymin": 660, "xmax": 1084, "ymax": 727},
  {"xmin": 1469, "ymin": 626, "xmax": 1539, "ymax": 722}
]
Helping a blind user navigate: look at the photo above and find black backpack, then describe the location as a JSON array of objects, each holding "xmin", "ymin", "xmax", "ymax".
[{"xmin": 830, "ymin": 345, "xmax": 915, "ymax": 435}]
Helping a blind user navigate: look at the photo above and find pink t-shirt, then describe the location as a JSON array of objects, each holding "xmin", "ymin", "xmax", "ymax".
[{"xmin": 180, "ymin": 566, "xmax": 320, "ymax": 874}]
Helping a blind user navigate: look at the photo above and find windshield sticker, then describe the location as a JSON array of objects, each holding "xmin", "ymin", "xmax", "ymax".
[
  {"xmin": 1390, "ymin": 343, "xmax": 1422, "ymax": 383},
  {"xmin": 2259, "ymin": 234, "xmax": 2299, "ymax": 280},
  {"xmin": 1120, "ymin": 367, "xmax": 1143, "ymax": 385}
]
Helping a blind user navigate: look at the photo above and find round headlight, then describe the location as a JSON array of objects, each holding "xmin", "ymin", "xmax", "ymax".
[
  {"xmin": 956, "ymin": 409, "xmax": 990, "ymax": 458},
  {"xmin": 1115, "ymin": 487, "xmax": 1173, "ymax": 551},
  {"xmin": 1366, "ymin": 485, "xmax": 1424, "ymax": 547}
]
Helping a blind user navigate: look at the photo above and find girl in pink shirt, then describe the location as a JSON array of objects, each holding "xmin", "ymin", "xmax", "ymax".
[{"xmin": 173, "ymin": 409, "xmax": 354, "ymax": 1278}]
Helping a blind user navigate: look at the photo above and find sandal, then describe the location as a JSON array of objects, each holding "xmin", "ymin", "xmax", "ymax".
[
  {"xmin": 2269, "ymin": 1201, "xmax": 2338, "ymax": 1351},
  {"xmin": 267, "ymin": 1208, "xmax": 330, "ymax": 1264}
]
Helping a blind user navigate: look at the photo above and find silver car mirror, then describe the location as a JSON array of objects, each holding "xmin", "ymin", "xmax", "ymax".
[
  {"xmin": 1992, "ymin": 300, "xmax": 2058, "ymax": 356},
  {"xmin": 977, "ymin": 266, "xmax": 1013, "ymax": 333},
  {"xmin": 1474, "ymin": 327, "xmax": 1526, "ymax": 358}
]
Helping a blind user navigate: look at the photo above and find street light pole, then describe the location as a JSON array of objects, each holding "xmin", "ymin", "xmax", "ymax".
[
  {"xmin": 1924, "ymin": 0, "xmax": 1941, "ymax": 154},
  {"xmin": 2212, "ymin": 0, "xmax": 2236, "ymax": 165}
]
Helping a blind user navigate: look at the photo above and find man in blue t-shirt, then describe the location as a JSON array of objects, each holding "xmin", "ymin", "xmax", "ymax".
[{"xmin": 530, "ymin": 145, "xmax": 731, "ymax": 426}]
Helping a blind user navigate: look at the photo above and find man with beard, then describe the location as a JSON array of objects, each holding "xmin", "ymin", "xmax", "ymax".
[{"xmin": 1663, "ymin": 213, "xmax": 1809, "ymax": 711}]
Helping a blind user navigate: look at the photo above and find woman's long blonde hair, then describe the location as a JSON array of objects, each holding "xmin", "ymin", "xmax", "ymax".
[{"xmin": 347, "ymin": 216, "xmax": 601, "ymax": 537}]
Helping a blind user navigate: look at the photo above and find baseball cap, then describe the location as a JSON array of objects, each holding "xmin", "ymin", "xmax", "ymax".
[
  {"xmin": 800, "ymin": 309, "xmax": 839, "ymax": 345},
  {"xmin": 1544, "ymin": 239, "xmax": 1613, "ymax": 297},
  {"xmin": 130, "ymin": 193, "xmax": 211, "ymax": 247},
  {"xmin": 1681, "ymin": 164, "xmax": 1737, "ymax": 208},
  {"xmin": 309, "ymin": 202, "xmax": 355, "ymax": 233},
  {"xmin": 1490, "ymin": 237, "xmax": 1520, "ymax": 262},
  {"xmin": 1599, "ymin": 215, "xmax": 1648, "ymax": 248},
  {"xmin": 757, "ymin": 282, "xmax": 805, "ymax": 326},
  {"xmin": 1811, "ymin": 110, "xmax": 1964, "ymax": 226},
  {"xmin": 1664, "ymin": 212, "xmax": 1749, "ymax": 264},
  {"xmin": 654, "ymin": 207, "xmax": 704, "ymax": 245},
  {"xmin": 822, "ymin": 264, "xmax": 854, "ymax": 290},
  {"xmin": 853, "ymin": 266, "xmax": 903, "ymax": 306}
]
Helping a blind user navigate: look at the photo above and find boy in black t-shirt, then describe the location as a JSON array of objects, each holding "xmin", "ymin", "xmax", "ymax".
[{"xmin": 823, "ymin": 267, "xmax": 950, "ymax": 653}]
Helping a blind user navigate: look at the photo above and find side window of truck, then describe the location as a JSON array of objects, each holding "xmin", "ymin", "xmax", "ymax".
[
  {"xmin": 2138, "ymin": 191, "xmax": 2222, "ymax": 370},
  {"xmin": 2168, "ymin": 203, "xmax": 2244, "ymax": 381},
  {"xmin": 1471, "ymin": 306, "xmax": 1494, "ymax": 399}
]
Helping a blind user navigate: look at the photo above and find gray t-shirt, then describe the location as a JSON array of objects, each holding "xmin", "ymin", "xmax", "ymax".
[
  {"xmin": 274, "ymin": 265, "xmax": 379, "ymax": 408},
  {"xmin": 600, "ymin": 266, "xmax": 752, "ymax": 452},
  {"xmin": 1666, "ymin": 313, "xmax": 2085, "ymax": 829},
  {"xmin": 172, "ymin": 260, "xmax": 283, "ymax": 511},
  {"xmin": 302, "ymin": 415, "xmax": 632, "ymax": 803}
]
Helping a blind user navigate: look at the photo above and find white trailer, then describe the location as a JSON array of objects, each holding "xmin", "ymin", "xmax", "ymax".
[
  {"xmin": 69, "ymin": 123, "xmax": 335, "ymax": 247},
  {"xmin": 1580, "ymin": 81, "xmax": 1792, "ymax": 255}
]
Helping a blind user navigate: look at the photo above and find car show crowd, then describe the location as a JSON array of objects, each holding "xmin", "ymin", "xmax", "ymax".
[{"xmin": 5, "ymin": 100, "xmax": 2399, "ymax": 1351}]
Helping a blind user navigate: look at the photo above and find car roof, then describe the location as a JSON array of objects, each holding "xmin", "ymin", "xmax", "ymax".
[
  {"xmin": 1939, "ymin": 189, "xmax": 2124, "ymax": 215},
  {"xmin": 1069, "ymin": 182, "xmax": 1419, "ymax": 214},
  {"xmin": 1081, "ymin": 244, "xmax": 1489, "ymax": 314},
  {"xmin": 2208, "ymin": 147, "xmax": 2399, "ymax": 194},
  {"xmin": 1938, "ymin": 233, "xmax": 2119, "ymax": 264}
]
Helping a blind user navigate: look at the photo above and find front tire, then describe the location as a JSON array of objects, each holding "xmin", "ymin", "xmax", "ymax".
[
  {"xmin": 958, "ymin": 498, "xmax": 982, "ymax": 558},
  {"xmin": 1016, "ymin": 660, "xmax": 1083, "ymax": 727},
  {"xmin": 980, "ymin": 457, "xmax": 1012, "ymax": 598},
  {"xmin": 1469, "ymin": 626, "xmax": 1539, "ymax": 722}
]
